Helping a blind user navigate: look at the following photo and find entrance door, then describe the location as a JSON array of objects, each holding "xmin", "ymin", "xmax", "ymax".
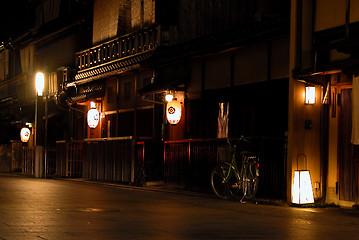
[{"xmin": 338, "ymin": 88, "xmax": 359, "ymax": 201}]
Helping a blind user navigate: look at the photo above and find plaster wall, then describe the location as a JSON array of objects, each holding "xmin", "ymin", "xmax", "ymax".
[
  {"xmin": 271, "ymin": 38, "xmax": 289, "ymax": 80},
  {"xmin": 301, "ymin": 0, "xmax": 314, "ymax": 70},
  {"xmin": 315, "ymin": 0, "xmax": 346, "ymax": 32},
  {"xmin": 93, "ymin": 0, "xmax": 121, "ymax": 44},
  {"xmin": 233, "ymin": 44, "xmax": 268, "ymax": 86},
  {"xmin": 316, "ymin": 0, "xmax": 359, "ymax": 31},
  {"xmin": 205, "ymin": 53, "xmax": 231, "ymax": 90},
  {"xmin": 131, "ymin": 0, "xmax": 154, "ymax": 29},
  {"xmin": 187, "ymin": 58, "xmax": 203, "ymax": 100},
  {"xmin": 93, "ymin": 0, "xmax": 154, "ymax": 44},
  {"xmin": 289, "ymin": 80, "xmax": 322, "ymax": 202}
]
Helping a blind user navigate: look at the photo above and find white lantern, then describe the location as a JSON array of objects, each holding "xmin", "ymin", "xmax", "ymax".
[
  {"xmin": 166, "ymin": 99, "xmax": 181, "ymax": 125},
  {"xmin": 87, "ymin": 102, "xmax": 100, "ymax": 128},
  {"xmin": 20, "ymin": 127, "xmax": 31, "ymax": 143},
  {"xmin": 292, "ymin": 154, "xmax": 314, "ymax": 204}
]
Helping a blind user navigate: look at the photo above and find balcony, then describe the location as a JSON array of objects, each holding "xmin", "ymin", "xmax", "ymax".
[{"xmin": 74, "ymin": 25, "xmax": 163, "ymax": 84}]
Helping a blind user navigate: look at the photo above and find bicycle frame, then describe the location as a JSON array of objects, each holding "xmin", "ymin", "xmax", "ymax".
[
  {"xmin": 222, "ymin": 148, "xmax": 243, "ymax": 186},
  {"xmin": 222, "ymin": 150, "xmax": 258, "ymax": 187}
]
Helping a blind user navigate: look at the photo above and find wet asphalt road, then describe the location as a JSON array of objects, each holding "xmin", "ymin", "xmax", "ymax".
[{"xmin": 0, "ymin": 174, "xmax": 359, "ymax": 239}]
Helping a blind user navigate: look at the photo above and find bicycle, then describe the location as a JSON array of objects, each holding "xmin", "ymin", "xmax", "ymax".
[{"xmin": 210, "ymin": 136, "xmax": 259, "ymax": 201}]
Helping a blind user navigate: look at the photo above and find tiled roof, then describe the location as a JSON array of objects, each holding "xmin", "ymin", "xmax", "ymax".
[{"xmin": 72, "ymin": 50, "xmax": 155, "ymax": 86}]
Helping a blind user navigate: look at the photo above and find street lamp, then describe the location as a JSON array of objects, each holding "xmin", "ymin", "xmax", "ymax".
[
  {"xmin": 35, "ymin": 72, "xmax": 45, "ymax": 178},
  {"xmin": 36, "ymin": 72, "xmax": 44, "ymax": 96}
]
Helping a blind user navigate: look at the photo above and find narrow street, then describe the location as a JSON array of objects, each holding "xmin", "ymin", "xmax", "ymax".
[{"xmin": 0, "ymin": 174, "xmax": 358, "ymax": 240}]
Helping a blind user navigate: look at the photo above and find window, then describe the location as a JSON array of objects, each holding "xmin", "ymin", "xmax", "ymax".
[{"xmin": 48, "ymin": 72, "xmax": 58, "ymax": 95}]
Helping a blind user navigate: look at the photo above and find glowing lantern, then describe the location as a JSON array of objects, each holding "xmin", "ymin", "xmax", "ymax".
[
  {"xmin": 165, "ymin": 93, "xmax": 173, "ymax": 102},
  {"xmin": 292, "ymin": 154, "xmax": 314, "ymax": 204},
  {"xmin": 35, "ymin": 72, "xmax": 45, "ymax": 96},
  {"xmin": 166, "ymin": 98, "xmax": 181, "ymax": 125},
  {"xmin": 87, "ymin": 102, "xmax": 100, "ymax": 128},
  {"xmin": 20, "ymin": 127, "xmax": 31, "ymax": 143},
  {"xmin": 305, "ymin": 86, "xmax": 315, "ymax": 104}
]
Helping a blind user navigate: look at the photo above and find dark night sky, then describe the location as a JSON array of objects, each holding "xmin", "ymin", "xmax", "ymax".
[{"xmin": 0, "ymin": 0, "xmax": 31, "ymax": 42}]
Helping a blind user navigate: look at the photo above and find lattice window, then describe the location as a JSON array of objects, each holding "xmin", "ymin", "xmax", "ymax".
[{"xmin": 48, "ymin": 72, "xmax": 58, "ymax": 96}]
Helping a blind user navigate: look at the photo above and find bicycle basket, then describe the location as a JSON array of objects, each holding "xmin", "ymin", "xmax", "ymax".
[{"xmin": 217, "ymin": 145, "xmax": 233, "ymax": 162}]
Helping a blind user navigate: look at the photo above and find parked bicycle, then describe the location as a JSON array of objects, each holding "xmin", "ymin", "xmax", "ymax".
[{"xmin": 210, "ymin": 136, "xmax": 259, "ymax": 201}]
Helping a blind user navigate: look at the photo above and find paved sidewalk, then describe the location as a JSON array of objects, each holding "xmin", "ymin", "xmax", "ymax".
[
  {"xmin": 1, "ymin": 172, "xmax": 346, "ymax": 209},
  {"xmin": 60, "ymin": 177, "xmax": 289, "ymax": 206}
]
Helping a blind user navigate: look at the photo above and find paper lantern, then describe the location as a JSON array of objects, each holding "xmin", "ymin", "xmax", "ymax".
[
  {"xmin": 87, "ymin": 103, "xmax": 100, "ymax": 128},
  {"xmin": 20, "ymin": 127, "xmax": 31, "ymax": 143},
  {"xmin": 292, "ymin": 154, "xmax": 314, "ymax": 204},
  {"xmin": 166, "ymin": 99, "xmax": 181, "ymax": 125}
]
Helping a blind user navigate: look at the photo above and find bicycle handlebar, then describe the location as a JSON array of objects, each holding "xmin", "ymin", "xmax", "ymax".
[{"xmin": 226, "ymin": 135, "xmax": 250, "ymax": 148}]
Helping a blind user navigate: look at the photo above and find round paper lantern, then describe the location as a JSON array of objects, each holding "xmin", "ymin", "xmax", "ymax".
[
  {"xmin": 87, "ymin": 108, "xmax": 100, "ymax": 128},
  {"xmin": 20, "ymin": 127, "xmax": 31, "ymax": 142},
  {"xmin": 166, "ymin": 99, "xmax": 181, "ymax": 125}
]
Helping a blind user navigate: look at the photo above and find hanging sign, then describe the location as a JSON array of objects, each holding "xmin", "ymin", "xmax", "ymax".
[
  {"xmin": 166, "ymin": 99, "xmax": 182, "ymax": 125},
  {"xmin": 87, "ymin": 107, "xmax": 100, "ymax": 128},
  {"xmin": 20, "ymin": 127, "xmax": 31, "ymax": 142}
]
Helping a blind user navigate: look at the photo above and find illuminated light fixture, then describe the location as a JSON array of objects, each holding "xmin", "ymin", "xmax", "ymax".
[
  {"xmin": 165, "ymin": 93, "xmax": 173, "ymax": 102},
  {"xmin": 292, "ymin": 154, "xmax": 314, "ymax": 204},
  {"xmin": 35, "ymin": 72, "xmax": 45, "ymax": 96},
  {"xmin": 20, "ymin": 127, "xmax": 31, "ymax": 143},
  {"xmin": 305, "ymin": 86, "xmax": 315, "ymax": 104},
  {"xmin": 87, "ymin": 101, "xmax": 100, "ymax": 128},
  {"xmin": 166, "ymin": 98, "xmax": 181, "ymax": 125}
]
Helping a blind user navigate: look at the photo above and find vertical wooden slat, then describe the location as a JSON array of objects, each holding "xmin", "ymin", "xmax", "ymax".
[{"xmin": 338, "ymin": 89, "xmax": 355, "ymax": 201}]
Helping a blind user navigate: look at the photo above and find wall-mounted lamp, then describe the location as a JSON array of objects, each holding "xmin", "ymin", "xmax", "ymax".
[
  {"xmin": 165, "ymin": 93, "xmax": 173, "ymax": 103},
  {"xmin": 292, "ymin": 154, "xmax": 314, "ymax": 204},
  {"xmin": 35, "ymin": 72, "xmax": 45, "ymax": 96},
  {"xmin": 305, "ymin": 86, "xmax": 315, "ymax": 104}
]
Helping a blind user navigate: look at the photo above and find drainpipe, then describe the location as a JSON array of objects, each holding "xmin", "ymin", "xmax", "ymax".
[{"xmin": 345, "ymin": 0, "xmax": 351, "ymax": 38}]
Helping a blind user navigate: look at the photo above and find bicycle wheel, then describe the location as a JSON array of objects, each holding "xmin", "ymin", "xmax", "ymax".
[
  {"xmin": 242, "ymin": 161, "xmax": 258, "ymax": 200},
  {"xmin": 210, "ymin": 162, "xmax": 237, "ymax": 200}
]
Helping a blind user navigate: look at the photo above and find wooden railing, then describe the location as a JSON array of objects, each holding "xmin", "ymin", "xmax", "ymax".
[
  {"xmin": 56, "ymin": 140, "xmax": 84, "ymax": 178},
  {"xmin": 10, "ymin": 141, "xmax": 56, "ymax": 177},
  {"xmin": 56, "ymin": 137, "xmax": 162, "ymax": 184},
  {"xmin": 76, "ymin": 25, "xmax": 161, "ymax": 72},
  {"xmin": 164, "ymin": 137, "xmax": 287, "ymax": 198}
]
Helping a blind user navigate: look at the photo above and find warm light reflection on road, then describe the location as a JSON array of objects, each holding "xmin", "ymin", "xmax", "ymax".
[{"xmin": 1, "ymin": 176, "xmax": 359, "ymax": 239}]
